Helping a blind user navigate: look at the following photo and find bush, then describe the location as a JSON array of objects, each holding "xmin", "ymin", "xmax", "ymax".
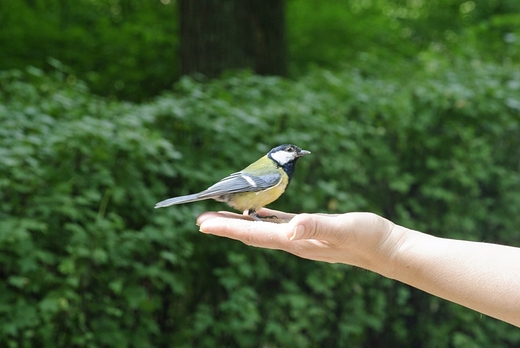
[
  {"xmin": 1, "ymin": 58, "xmax": 520, "ymax": 346},
  {"xmin": 0, "ymin": 0, "xmax": 178, "ymax": 101}
]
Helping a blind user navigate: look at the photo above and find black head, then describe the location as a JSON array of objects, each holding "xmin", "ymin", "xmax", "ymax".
[{"xmin": 267, "ymin": 144, "xmax": 311, "ymax": 180}]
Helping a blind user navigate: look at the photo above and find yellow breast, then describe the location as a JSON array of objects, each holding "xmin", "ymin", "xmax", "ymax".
[{"xmin": 227, "ymin": 172, "xmax": 289, "ymax": 213}]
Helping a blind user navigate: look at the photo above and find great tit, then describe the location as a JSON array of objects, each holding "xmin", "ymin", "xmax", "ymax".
[{"xmin": 154, "ymin": 144, "xmax": 310, "ymax": 219}]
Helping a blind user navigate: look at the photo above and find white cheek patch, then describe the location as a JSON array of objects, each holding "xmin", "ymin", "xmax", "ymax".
[
  {"xmin": 270, "ymin": 151, "xmax": 294, "ymax": 165},
  {"xmin": 241, "ymin": 174, "xmax": 257, "ymax": 187}
]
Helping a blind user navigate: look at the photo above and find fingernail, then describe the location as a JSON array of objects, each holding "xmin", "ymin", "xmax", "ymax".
[
  {"xmin": 198, "ymin": 222, "xmax": 209, "ymax": 234},
  {"xmin": 289, "ymin": 225, "xmax": 305, "ymax": 241}
]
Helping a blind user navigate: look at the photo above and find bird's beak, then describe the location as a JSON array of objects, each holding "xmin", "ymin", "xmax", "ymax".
[{"xmin": 298, "ymin": 149, "xmax": 311, "ymax": 157}]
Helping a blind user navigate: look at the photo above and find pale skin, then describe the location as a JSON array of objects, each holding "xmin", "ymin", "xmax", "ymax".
[{"xmin": 197, "ymin": 208, "xmax": 520, "ymax": 327}]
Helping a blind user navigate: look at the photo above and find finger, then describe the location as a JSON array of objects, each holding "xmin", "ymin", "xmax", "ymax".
[
  {"xmin": 197, "ymin": 211, "xmax": 251, "ymax": 226},
  {"xmin": 256, "ymin": 208, "xmax": 296, "ymax": 220},
  {"xmin": 287, "ymin": 214, "xmax": 348, "ymax": 245},
  {"xmin": 197, "ymin": 209, "xmax": 296, "ymax": 226},
  {"xmin": 198, "ymin": 216, "xmax": 294, "ymax": 250}
]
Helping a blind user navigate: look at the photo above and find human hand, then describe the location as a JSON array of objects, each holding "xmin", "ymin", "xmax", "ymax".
[
  {"xmin": 197, "ymin": 208, "xmax": 404, "ymax": 275},
  {"xmin": 197, "ymin": 209, "xmax": 520, "ymax": 326}
]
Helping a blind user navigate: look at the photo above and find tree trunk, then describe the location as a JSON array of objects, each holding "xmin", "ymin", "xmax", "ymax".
[{"xmin": 179, "ymin": 0, "xmax": 287, "ymax": 78}]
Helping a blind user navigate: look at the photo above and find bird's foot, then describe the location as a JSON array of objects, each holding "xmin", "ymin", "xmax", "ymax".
[{"xmin": 245, "ymin": 209, "xmax": 278, "ymax": 221}]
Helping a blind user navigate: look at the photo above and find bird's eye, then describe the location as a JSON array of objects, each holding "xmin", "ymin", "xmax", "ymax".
[{"xmin": 287, "ymin": 146, "xmax": 295, "ymax": 152}]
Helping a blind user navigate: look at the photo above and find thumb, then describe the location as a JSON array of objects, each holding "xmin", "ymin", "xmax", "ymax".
[{"xmin": 287, "ymin": 214, "xmax": 345, "ymax": 244}]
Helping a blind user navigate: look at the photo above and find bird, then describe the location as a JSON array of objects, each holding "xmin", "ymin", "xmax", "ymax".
[{"xmin": 154, "ymin": 144, "xmax": 310, "ymax": 219}]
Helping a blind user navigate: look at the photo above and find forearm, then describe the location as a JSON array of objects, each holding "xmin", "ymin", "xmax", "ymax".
[{"xmin": 381, "ymin": 225, "xmax": 520, "ymax": 327}]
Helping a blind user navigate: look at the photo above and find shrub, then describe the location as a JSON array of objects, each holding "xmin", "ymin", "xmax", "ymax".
[{"xmin": 1, "ymin": 58, "xmax": 519, "ymax": 346}]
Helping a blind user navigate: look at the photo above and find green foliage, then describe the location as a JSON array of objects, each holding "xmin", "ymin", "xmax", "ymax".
[
  {"xmin": 1, "ymin": 0, "xmax": 520, "ymax": 100},
  {"xmin": 287, "ymin": 0, "xmax": 520, "ymax": 74},
  {"xmin": 0, "ymin": 0, "xmax": 178, "ymax": 101},
  {"xmin": 1, "ymin": 1, "xmax": 519, "ymax": 346},
  {"xmin": 1, "ymin": 56, "xmax": 520, "ymax": 346}
]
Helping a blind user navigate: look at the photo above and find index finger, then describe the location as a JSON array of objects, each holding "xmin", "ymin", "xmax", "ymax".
[
  {"xmin": 198, "ymin": 216, "xmax": 294, "ymax": 250},
  {"xmin": 196, "ymin": 209, "xmax": 297, "ymax": 225},
  {"xmin": 256, "ymin": 208, "xmax": 296, "ymax": 221}
]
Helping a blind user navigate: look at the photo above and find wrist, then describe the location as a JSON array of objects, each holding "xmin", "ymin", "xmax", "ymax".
[{"xmin": 365, "ymin": 221, "xmax": 411, "ymax": 279}]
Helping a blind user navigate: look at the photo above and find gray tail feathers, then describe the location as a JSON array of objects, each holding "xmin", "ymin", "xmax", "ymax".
[{"xmin": 154, "ymin": 193, "xmax": 207, "ymax": 209}]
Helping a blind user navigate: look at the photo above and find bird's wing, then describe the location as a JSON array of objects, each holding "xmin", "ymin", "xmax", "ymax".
[{"xmin": 198, "ymin": 171, "xmax": 282, "ymax": 198}]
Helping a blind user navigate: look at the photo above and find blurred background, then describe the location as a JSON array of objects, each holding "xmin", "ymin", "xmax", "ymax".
[{"xmin": 1, "ymin": 0, "xmax": 520, "ymax": 346}]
